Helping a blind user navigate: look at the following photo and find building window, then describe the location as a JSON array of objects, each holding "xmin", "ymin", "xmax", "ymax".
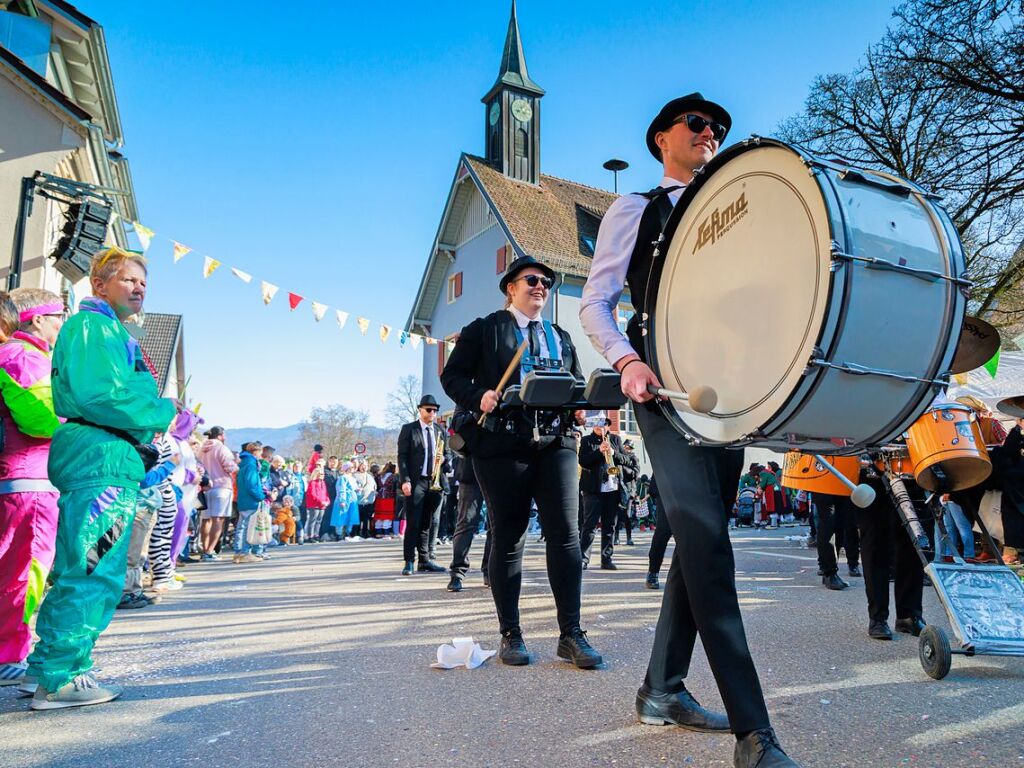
[
  {"xmin": 619, "ymin": 401, "xmax": 638, "ymax": 435},
  {"xmin": 616, "ymin": 306, "xmax": 635, "ymax": 335},
  {"xmin": 447, "ymin": 272, "xmax": 463, "ymax": 304},
  {"xmin": 496, "ymin": 244, "xmax": 512, "ymax": 275}
]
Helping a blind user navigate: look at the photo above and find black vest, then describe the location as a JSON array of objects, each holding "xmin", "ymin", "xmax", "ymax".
[{"xmin": 624, "ymin": 186, "xmax": 681, "ymax": 362}]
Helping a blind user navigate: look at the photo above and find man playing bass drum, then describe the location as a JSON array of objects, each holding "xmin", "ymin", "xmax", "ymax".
[{"xmin": 441, "ymin": 255, "xmax": 603, "ymax": 669}]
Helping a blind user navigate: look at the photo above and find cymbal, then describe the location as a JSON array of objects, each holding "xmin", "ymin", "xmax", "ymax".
[
  {"xmin": 950, "ymin": 316, "xmax": 1000, "ymax": 374},
  {"xmin": 996, "ymin": 396, "xmax": 1024, "ymax": 419}
]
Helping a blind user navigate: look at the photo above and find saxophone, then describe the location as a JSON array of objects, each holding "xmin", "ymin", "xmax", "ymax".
[
  {"xmin": 429, "ymin": 430, "xmax": 445, "ymax": 491},
  {"xmin": 604, "ymin": 432, "xmax": 620, "ymax": 477}
]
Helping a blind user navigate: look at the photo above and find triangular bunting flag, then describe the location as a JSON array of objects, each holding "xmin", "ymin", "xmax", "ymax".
[
  {"xmin": 203, "ymin": 256, "xmax": 221, "ymax": 278},
  {"xmin": 952, "ymin": 372, "xmax": 969, "ymax": 386},
  {"xmin": 380, "ymin": 325, "xmax": 392, "ymax": 343},
  {"xmin": 984, "ymin": 347, "xmax": 1001, "ymax": 379},
  {"xmin": 446, "ymin": 340, "xmax": 456, "ymax": 355},
  {"xmin": 261, "ymin": 281, "xmax": 279, "ymax": 305},
  {"xmin": 231, "ymin": 267, "xmax": 252, "ymax": 283},
  {"xmin": 410, "ymin": 333, "xmax": 422, "ymax": 350},
  {"xmin": 357, "ymin": 317, "xmax": 370, "ymax": 335},
  {"xmin": 311, "ymin": 301, "xmax": 328, "ymax": 322},
  {"xmin": 425, "ymin": 337, "xmax": 438, "ymax": 345},
  {"xmin": 172, "ymin": 241, "xmax": 192, "ymax": 262},
  {"xmin": 132, "ymin": 222, "xmax": 155, "ymax": 251},
  {"xmin": 336, "ymin": 310, "xmax": 349, "ymax": 330},
  {"xmin": 288, "ymin": 293, "xmax": 304, "ymax": 311},
  {"xmin": 399, "ymin": 331, "xmax": 409, "ymax": 347}
]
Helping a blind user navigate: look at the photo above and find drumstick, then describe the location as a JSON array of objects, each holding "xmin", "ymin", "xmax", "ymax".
[
  {"xmin": 647, "ymin": 384, "xmax": 718, "ymax": 414},
  {"xmin": 478, "ymin": 339, "xmax": 530, "ymax": 426},
  {"xmin": 812, "ymin": 454, "xmax": 876, "ymax": 508}
]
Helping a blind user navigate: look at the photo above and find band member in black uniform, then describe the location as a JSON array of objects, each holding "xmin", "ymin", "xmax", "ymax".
[
  {"xmin": 814, "ymin": 493, "xmax": 859, "ymax": 590},
  {"xmin": 580, "ymin": 94, "xmax": 800, "ymax": 767},
  {"xmin": 441, "ymin": 255, "xmax": 603, "ymax": 669},
  {"xmin": 446, "ymin": 450, "xmax": 491, "ymax": 592},
  {"xmin": 646, "ymin": 474, "xmax": 670, "ymax": 589},
  {"xmin": 616, "ymin": 439, "xmax": 640, "ymax": 545},
  {"xmin": 578, "ymin": 420, "xmax": 627, "ymax": 569},
  {"xmin": 396, "ymin": 395, "xmax": 450, "ymax": 576}
]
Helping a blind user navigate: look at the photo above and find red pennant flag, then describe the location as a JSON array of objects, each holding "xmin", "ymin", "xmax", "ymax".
[{"xmin": 288, "ymin": 292, "xmax": 304, "ymax": 310}]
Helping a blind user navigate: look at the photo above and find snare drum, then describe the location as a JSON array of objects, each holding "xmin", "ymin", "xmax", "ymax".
[
  {"xmin": 643, "ymin": 138, "xmax": 966, "ymax": 452},
  {"xmin": 874, "ymin": 450, "xmax": 915, "ymax": 478},
  {"xmin": 781, "ymin": 452, "xmax": 860, "ymax": 496},
  {"xmin": 904, "ymin": 404, "xmax": 991, "ymax": 491}
]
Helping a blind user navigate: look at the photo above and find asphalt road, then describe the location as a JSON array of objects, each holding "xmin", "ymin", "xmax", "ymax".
[{"xmin": 2, "ymin": 527, "xmax": 1022, "ymax": 768}]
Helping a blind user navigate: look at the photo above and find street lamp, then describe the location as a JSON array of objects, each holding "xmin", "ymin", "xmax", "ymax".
[{"xmin": 603, "ymin": 158, "xmax": 628, "ymax": 194}]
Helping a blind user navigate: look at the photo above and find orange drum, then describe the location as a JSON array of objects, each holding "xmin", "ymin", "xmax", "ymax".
[
  {"xmin": 782, "ymin": 452, "xmax": 860, "ymax": 496},
  {"xmin": 874, "ymin": 451, "xmax": 915, "ymax": 477},
  {"xmin": 976, "ymin": 415, "xmax": 1006, "ymax": 447},
  {"xmin": 904, "ymin": 404, "xmax": 991, "ymax": 491}
]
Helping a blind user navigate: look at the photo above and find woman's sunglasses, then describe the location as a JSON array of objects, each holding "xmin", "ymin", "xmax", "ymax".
[
  {"xmin": 515, "ymin": 274, "xmax": 554, "ymax": 290},
  {"xmin": 672, "ymin": 114, "xmax": 727, "ymax": 142}
]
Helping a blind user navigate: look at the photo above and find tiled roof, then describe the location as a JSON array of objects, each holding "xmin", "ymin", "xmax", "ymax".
[
  {"xmin": 139, "ymin": 313, "xmax": 182, "ymax": 393},
  {"xmin": 464, "ymin": 155, "xmax": 618, "ymax": 278}
]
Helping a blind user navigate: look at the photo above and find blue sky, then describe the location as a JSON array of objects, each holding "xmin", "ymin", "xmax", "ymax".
[{"xmin": 80, "ymin": 0, "xmax": 898, "ymax": 428}]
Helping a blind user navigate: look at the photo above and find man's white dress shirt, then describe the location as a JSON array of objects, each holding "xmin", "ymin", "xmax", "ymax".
[
  {"xmin": 508, "ymin": 305, "xmax": 563, "ymax": 361},
  {"xmin": 419, "ymin": 420, "xmax": 435, "ymax": 476}
]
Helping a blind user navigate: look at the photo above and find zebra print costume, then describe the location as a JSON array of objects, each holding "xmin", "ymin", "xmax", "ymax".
[{"xmin": 148, "ymin": 434, "xmax": 179, "ymax": 585}]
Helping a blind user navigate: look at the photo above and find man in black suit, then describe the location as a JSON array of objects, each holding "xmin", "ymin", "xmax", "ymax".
[
  {"xmin": 396, "ymin": 394, "xmax": 451, "ymax": 575},
  {"xmin": 578, "ymin": 418, "xmax": 627, "ymax": 570}
]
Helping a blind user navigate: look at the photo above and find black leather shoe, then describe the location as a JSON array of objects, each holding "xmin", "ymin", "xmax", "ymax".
[
  {"xmin": 895, "ymin": 616, "xmax": 926, "ymax": 636},
  {"xmin": 734, "ymin": 728, "xmax": 800, "ymax": 767},
  {"xmin": 581, "ymin": 561, "xmax": 589, "ymax": 570},
  {"xmin": 482, "ymin": 571, "xmax": 490, "ymax": 588},
  {"xmin": 822, "ymin": 573, "xmax": 849, "ymax": 590},
  {"xmin": 446, "ymin": 576, "xmax": 463, "ymax": 592},
  {"xmin": 869, "ymin": 620, "xmax": 893, "ymax": 640},
  {"xmin": 417, "ymin": 560, "xmax": 446, "ymax": 573},
  {"xmin": 499, "ymin": 629, "xmax": 530, "ymax": 666},
  {"xmin": 600, "ymin": 561, "xmax": 618, "ymax": 571},
  {"xmin": 816, "ymin": 568, "xmax": 824, "ymax": 576},
  {"xmin": 557, "ymin": 628, "xmax": 603, "ymax": 669},
  {"xmin": 401, "ymin": 561, "xmax": 414, "ymax": 576},
  {"xmin": 645, "ymin": 572, "xmax": 660, "ymax": 589},
  {"xmin": 848, "ymin": 565, "xmax": 862, "ymax": 577},
  {"xmin": 626, "ymin": 538, "xmax": 635, "ymax": 546},
  {"xmin": 636, "ymin": 683, "xmax": 730, "ymax": 733}
]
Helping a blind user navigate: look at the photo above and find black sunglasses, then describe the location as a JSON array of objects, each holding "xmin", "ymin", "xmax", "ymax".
[
  {"xmin": 672, "ymin": 114, "xmax": 727, "ymax": 142},
  {"xmin": 422, "ymin": 407, "xmax": 438, "ymax": 413},
  {"xmin": 515, "ymin": 274, "xmax": 554, "ymax": 290}
]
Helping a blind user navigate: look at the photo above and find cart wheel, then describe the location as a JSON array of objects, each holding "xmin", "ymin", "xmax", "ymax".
[{"xmin": 919, "ymin": 625, "xmax": 952, "ymax": 680}]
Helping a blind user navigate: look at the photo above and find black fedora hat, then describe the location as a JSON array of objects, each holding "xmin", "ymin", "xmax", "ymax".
[
  {"xmin": 499, "ymin": 255, "xmax": 557, "ymax": 294},
  {"xmin": 646, "ymin": 92, "xmax": 732, "ymax": 161},
  {"xmin": 418, "ymin": 394, "xmax": 440, "ymax": 409}
]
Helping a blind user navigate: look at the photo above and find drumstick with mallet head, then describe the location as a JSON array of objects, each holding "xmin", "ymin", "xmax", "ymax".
[
  {"xmin": 646, "ymin": 384, "xmax": 719, "ymax": 414},
  {"xmin": 478, "ymin": 339, "xmax": 530, "ymax": 426}
]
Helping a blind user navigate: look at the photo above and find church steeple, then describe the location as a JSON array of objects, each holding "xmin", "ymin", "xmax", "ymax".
[{"xmin": 482, "ymin": 0, "xmax": 544, "ymax": 184}]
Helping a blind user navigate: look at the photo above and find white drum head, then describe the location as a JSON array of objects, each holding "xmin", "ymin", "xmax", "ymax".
[{"xmin": 653, "ymin": 145, "xmax": 832, "ymax": 443}]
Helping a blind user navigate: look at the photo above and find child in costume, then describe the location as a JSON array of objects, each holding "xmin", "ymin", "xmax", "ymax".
[
  {"xmin": 120, "ymin": 444, "xmax": 178, "ymax": 610},
  {"xmin": 27, "ymin": 248, "xmax": 177, "ymax": 710},
  {"xmin": 330, "ymin": 461, "xmax": 361, "ymax": 539},
  {"xmin": 0, "ymin": 289, "xmax": 63, "ymax": 689},
  {"xmin": 276, "ymin": 495, "xmax": 298, "ymax": 544}
]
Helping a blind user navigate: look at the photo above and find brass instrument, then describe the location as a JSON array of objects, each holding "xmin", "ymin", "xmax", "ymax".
[
  {"xmin": 603, "ymin": 432, "xmax": 620, "ymax": 477},
  {"xmin": 429, "ymin": 430, "xmax": 445, "ymax": 491}
]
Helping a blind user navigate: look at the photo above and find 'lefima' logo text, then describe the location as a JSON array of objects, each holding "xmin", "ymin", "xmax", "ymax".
[{"xmin": 692, "ymin": 192, "xmax": 749, "ymax": 254}]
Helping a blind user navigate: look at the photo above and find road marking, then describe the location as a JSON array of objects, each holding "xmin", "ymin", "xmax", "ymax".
[{"xmin": 736, "ymin": 549, "xmax": 818, "ymax": 562}]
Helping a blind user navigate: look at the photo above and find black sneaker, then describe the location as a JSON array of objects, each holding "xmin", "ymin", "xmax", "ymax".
[
  {"xmin": 869, "ymin": 620, "xmax": 893, "ymax": 640},
  {"xmin": 446, "ymin": 575, "xmax": 463, "ymax": 592},
  {"xmin": 645, "ymin": 572, "xmax": 660, "ymax": 589},
  {"xmin": 557, "ymin": 628, "xmax": 603, "ymax": 669},
  {"xmin": 848, "ymin": 565, "xmax": 862, "ymax": 577},
  {"xmin": 499, "ymin": 629, "xmax": 530, "ymax": 666}
]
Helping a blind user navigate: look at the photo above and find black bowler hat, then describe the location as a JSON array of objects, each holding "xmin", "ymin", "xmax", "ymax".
[
  {"xmin": 418, "ymin": 394, "xmax": 440, "ymax": 409},
  {"xmin": 646, "ymin": 92, "xmax": 732, "ymax": 161},
  {"xmin": 499, "ymin": 255, "xmax": 557, "ymax": 294}
]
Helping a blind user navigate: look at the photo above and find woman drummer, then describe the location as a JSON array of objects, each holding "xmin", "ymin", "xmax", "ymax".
[{"xmin": 440, "ymin": 255, "xmax": 602, "ymax": 669}]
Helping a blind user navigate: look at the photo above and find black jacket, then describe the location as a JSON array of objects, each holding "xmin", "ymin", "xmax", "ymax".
[
  {"xmin": 397, "ymin": 420, "xmax": 452, "ymax": 487},
  {"xmin": 578, "ymin": 431, "xmax": 627, "ymax": 494},
  {"xmin": 441, "ymin": 310, "xmax": 583, "ymax": 457}
]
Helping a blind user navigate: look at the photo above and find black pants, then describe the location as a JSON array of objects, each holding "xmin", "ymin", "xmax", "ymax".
[
  {"xmin": 440, "ymin": 489, "xmax": 459, "ymax": 540},
  {"xmin": 635, "ymin": 401, "xmax": 770, "ymax": 734},
  {"xmin": 449, "ymin": 482, "xmax": 491, "ymax": 577},
  {"xmin": 814, "ymin": 494, "xmax": 860, "ymax": 576},
  {"xmin": 402, "ymin": 477, "xmax": 443, "ymax": 564},
  {"xmin": 358, "ymin": 503, "xmax": 374, "ymax": 538},
  {"xmin": 427, "ymin": 493, "xmax": 443, "ymax": 560},
  {"xmin": 616, "ymin": 499, "xmax": 633, "ymax": 540},
  {"xmin": 320, "ymin": 492, "xmax": 337, "ymax": 538},
  {"xmin": 855, "ymin": 478, "xmax": 927, "ymax": 623},
  {"xmin": 579, "ymin": 491, "xmax": 619, "ymax": 566},
  {"xmin": 648, "ymin": 491, "xmax": 672, "ymax": 574},
  {"xmin": 473, "ymin": 443, "xmax": 582, "ymax": 635}
]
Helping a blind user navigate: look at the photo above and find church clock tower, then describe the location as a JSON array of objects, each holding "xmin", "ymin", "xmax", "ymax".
[{"xmin": 482, "ymin": 0, "xmax": 544, "ymax": 185}]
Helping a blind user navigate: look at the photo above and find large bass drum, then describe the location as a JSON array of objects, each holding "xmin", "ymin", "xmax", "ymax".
[{"xmin": 643, "ymin": 138, "xmax": 966, "ymax": 453}]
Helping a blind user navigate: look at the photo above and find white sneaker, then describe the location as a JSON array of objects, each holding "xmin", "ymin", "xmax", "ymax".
[
  {"xmin": 151, "ymin": 579, "xmax": 183, "ymax": 592},
  {"xmin": 31, "ymin": 673, "xmax": 122, "ymax": 710},
  {"xmin": 0, "ymin": 661, "xmax": 27, "ymax": 686}
]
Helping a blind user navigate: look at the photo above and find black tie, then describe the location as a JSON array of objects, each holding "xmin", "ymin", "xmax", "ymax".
[
  {"xmin": 527, "ymin": 320, "xmax": 541, "ymax": 358},
  {"xmin": 425, "ymin": 426, "xmax": 433, "ymax": 477}
]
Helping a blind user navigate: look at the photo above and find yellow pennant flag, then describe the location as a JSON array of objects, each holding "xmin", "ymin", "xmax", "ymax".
[
  {"xmin": 356, "ymin": 317, "xmax": 370, "ymax": 335},
  {"xmin": 261, "ymin": 281, "xmax": 279, "ymax": 305},
  {"xmin": 425, "ymin": 337, "xmax": 438, "ymax": 346},
  {"xmin": 953, "ymin": 372, "xmax": 969, "ymax": 386},
  {"xmin": 410, "ymin": 333, "xmax": 422, "ymax": 350},
  {"xmin": 203, "ymin": 256, "xmax": 221, "ymax": 278},
  {"xmin": 379, "ymin": 325, "xmax": 392, "ymax": 343},
  {"xmin": 336, "ymin": 310, "xmax": 349, "ymax": 330},
  {"xmin": 311, "ymin": 301, "xmax": 328, "ymax": 322},
  {"xmin": 231, "ymin": 267, "xmax": 252, "ymax": 283},
  {"xmin": 172, "ymin": 241, "xmax": 192, "ymax": 263},
  {"xmin": 132, "ymin": 222, "xmax": 155, "ymax": 251}
]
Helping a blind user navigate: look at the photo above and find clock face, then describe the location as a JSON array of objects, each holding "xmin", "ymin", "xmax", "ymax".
[
  {"xmin": 489, "ymin": 102, "xmax": 501, "ymax": 126},
  {"xmin": 511, "ymin": 99, "xmax": 533, "ymax": 123}
]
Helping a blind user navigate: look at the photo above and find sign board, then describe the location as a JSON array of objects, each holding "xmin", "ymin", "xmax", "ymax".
[{"xmin": 354, "ymin": 442, "xmax": 366, "ymax": 455}]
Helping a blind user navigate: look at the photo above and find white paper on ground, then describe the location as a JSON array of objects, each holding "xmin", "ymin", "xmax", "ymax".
[{"xmin": 430, "ymin": 636, "xmax": 496, "ymax": 670}]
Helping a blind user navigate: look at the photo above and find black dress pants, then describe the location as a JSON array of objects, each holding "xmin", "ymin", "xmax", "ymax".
[
  {"xmin": 855, "ymin": 479, "xmax": 927, "ymax": 623},
  {"xmin": 473, "ymin": 443, "xmax": 582, "ymax": 635},
  {"xmin": 402, "ymin": 477, "xmax": 443, "ymax": 564},
  {"xmin": 648, "ymin": 491, "xmax": 672, "ymax": 574},
  {"xmin": 635, "ymin": 401, "xmax": 770, "ymax": 735},
  {"xmin": 814, "ymin": 494, "xmax": 860, "ymax": 576},
  {"xmin": 449, "ymin": 481, "xmax": 491, "ymax": 577},
  {"xmin": 580, "ymin": 490, "xmax": 619, "ymax": 566}
]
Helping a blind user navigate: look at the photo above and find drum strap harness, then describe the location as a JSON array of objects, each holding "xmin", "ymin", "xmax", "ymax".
[{"xmin": 513, "ymin": 320, "xmax": 562, "ymax": 374}]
